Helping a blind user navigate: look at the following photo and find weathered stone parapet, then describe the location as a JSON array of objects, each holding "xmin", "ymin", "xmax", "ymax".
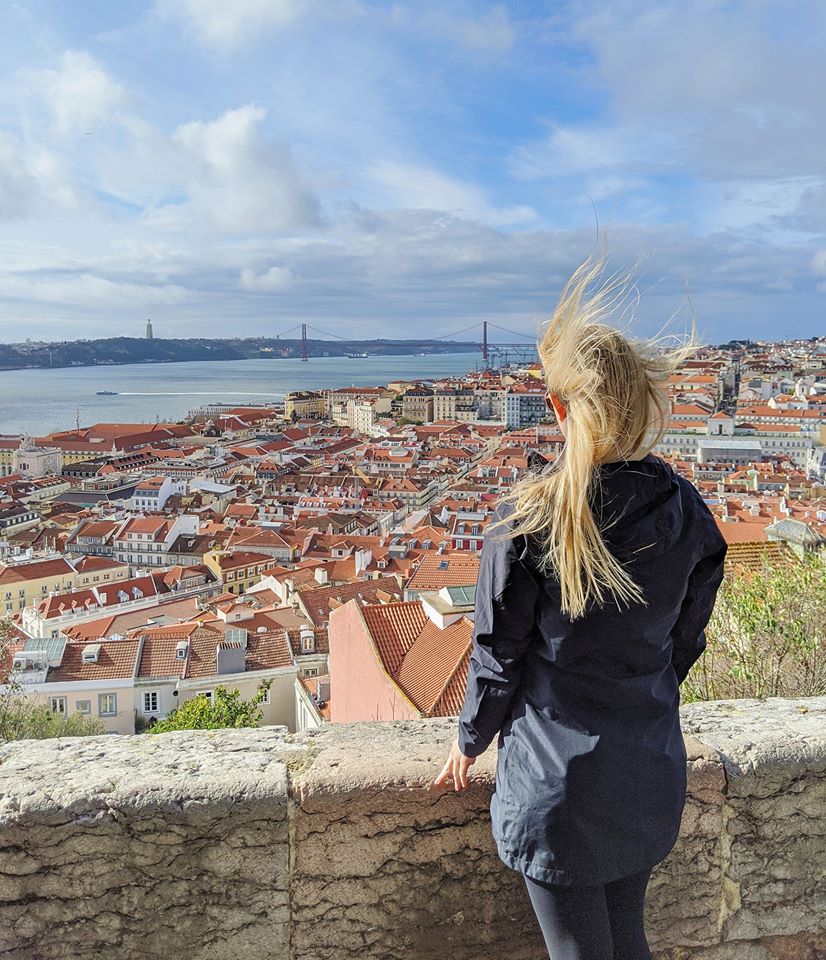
[{"xmin": 0, "ymin": 697, "xmax": 824, "ymax": 960}]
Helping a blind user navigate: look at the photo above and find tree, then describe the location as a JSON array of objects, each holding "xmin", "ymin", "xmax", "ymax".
[
  {"xmin": 683, "ymin": 553, "xmax": 825, "ymax": 703},
  {"xmin": 0, "ymin": 619, "xmax": 105, "ymax": 741},
  {"xmin": 148, "ymin": 680, "xmax": 273, "ymax": 733}
]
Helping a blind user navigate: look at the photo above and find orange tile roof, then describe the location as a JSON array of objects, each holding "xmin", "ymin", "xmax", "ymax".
[
  {"xmin": 356, "ymin": 600, "xmax": 473, "ymax": 718},
  {"xmin": 361, "ymin": 601, "xmax": 427, "ymax": 674},
  {"xmin": 183, "ymin": 630, "xmax": 294, "ymax": 679},
  {"xmin": 395, "ymin": 616, "xmax": 473, "ymax": 715},
  {"xmin": 406, "ymin": 552, "xmax": 480, "ymax": 591},
  {"xmin": 73, "ymin": 555, "xmax": 125, "ymax": 573},
  {"xmin": 72, "ymin": 520, "xmax": 121, "ymax": 539},
  {"xmin": 61, "ymin": 598, "xmax": 202, "ymax": 640},
  {"xmin": 714, "ymin": 518, "xmax": 771, "ymax": 544},
  {"xmin": 724, "ymin": 541, "xmax": 798, "ymax": 574},
  {"xmin": 432, "ymin": 645, "xmax": 472, "ymax": 716},
  {"xmin": 47, "ymin": 638, "xmax": 142, "ymax": 682},
  {"xmin": 212, "ymin": 551, "xmax": 272, "ymax": 570},
  {"xmin": 298, "ymin": 576, "xmax": 403, "ymax": 627},
  {"xmin": 136, "ymin": 627, "xmax": 206, "ymax": 678},
  {"xmin": 0, "ymin": 557, "xmax": 75, "ymax": 584}
]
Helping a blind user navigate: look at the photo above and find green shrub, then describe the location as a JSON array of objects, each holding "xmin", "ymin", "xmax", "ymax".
[
  {"xmin": 0, "ymin": 698, "xmax": 106, "ymax": 740},
  {"xmin": 683, "ymin": 553, "xmax": 825, "ymax": 703},
  {"xmin": 1, "ymin": 621, "xmax": 107, "ymax": 740},
  {"xmin": 148, "ymin": 681, "xmax": 272, "ymax": 733}
]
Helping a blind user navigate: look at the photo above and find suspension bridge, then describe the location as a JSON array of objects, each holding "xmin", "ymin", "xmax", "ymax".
[{"xmin": 272, "ymin": 320, "xmax": 538, "ymax": 367}]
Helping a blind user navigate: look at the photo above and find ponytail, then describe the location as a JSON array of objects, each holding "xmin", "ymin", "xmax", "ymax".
[{"xmin": 489, "ymin": 254, "xmax": 700, "ymax": 620}]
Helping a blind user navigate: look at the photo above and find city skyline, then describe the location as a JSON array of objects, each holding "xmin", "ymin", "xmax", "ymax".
[{"xmin": 0, "ymin": 1, "xmax": 825, "ymax": 343}]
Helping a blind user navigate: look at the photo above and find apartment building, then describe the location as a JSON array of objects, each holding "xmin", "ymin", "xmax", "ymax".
[
  {"xmin": 203, "ymin": 550, "xmax": 273, "ymax": 594},
  {"xmin": 284, "ymin": 391, "xmax": 328, "ymax": 420},
  {"xmin": 113, "ymin": 514, "xmax": 199, "ymax": 569},
  {"xmin": 1, "ymin": 556, "xmax": 81, "ymax": 615},
  {"xmin": 131, "ymin": 476, "xmax": 183, "ymax": 512},
  {"xmin": 401, "ymin": 388, "xmax": 434, "ymax": 424}
]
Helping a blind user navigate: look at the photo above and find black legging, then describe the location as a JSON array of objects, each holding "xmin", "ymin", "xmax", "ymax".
[{"xmin": 523, "ymin": 865, "xmax": 653, "ymax": 960}]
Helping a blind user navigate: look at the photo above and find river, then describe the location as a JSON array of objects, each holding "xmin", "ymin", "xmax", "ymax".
[{"xmin": 0, "ymin": 353, "xmax": 484, "ymax": 435}]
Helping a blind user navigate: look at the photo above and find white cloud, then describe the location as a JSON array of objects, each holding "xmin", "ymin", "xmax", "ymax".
[
  {"xmin": 367, "ymin": 159, "xmax": 535, "ymax": 227},
  {"xmin": 0, "ymin": 205, "xmax": 822, "ymax": 341},
  {"xmin": 0, "ymin": 133, "xmax": 39, "ymax": 220},
  {"xmin": 0, "ymin": 3, "xmax": 823, "ymax": 344},
  {"xmin": 23, "ymin": 51, "xmax": 124, "ymax": 139},
  {"xmin": 240, "ymin": 265, "xmax": 293, "ymax": 290},
  {"xmin": 146, "ymin": 104, "xmax": 319, "ymax": 234},
  {"xmin": 0, "ymin": 132, "xmax": 86, "ymax": 222},
  {"xmin": 156, "ymin": 0, "xmax": 362, "ymax": 51},
  {"xmin": 509, "ymin": 123, "xmax": 673, "ymax": 181},
  {"xmin": 565, "ymin": 1, "xmax": 826, "ymax": 181},
  {"xmin": 1, "ymin": 272, "xmax": 189, "ymax": 307}
]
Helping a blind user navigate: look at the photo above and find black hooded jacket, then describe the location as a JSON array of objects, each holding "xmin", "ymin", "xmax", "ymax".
[{"xmin": 457, "ymin": 453, "xmax": 728, "ymax": 885}]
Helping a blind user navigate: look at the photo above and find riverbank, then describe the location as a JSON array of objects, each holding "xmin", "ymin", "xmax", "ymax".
[{"xmin": 0, "ymin": 337, "xmax": 478, "ymax": 373}]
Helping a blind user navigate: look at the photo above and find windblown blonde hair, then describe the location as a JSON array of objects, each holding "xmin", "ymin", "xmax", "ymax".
[{"xmin": 489, "ymin": 253, "xmax": 700, "ymax": 620}]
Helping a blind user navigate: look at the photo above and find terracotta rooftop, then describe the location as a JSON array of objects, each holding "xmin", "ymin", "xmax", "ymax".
[
  {"xmin": 723, "ymin": 541, "xmax": 798, "ymax": 575},
  {"xmin": 47, "ymin": 638, "xmax": 142, "ymax": 683},
  {"xmin": 361, "ymin": 601, "xmax": 427, "ymax": 674},
  {"xmin": 73, "ymin": 555, "xmax": 125, "ymax": 573},
  {"xmin": 0, "ymin": 557, "xmax": 75, "ymax": 585},
  {"xmin": 298, "ymin": 576, "xmax": 403, "ymax": 627},
  {"xmin": 406, "ymin": 552, "xmax": 480, "ymax": 592},
  {"xmin": 358, "ymin": 600, "xmax": 473, "ymax": 718},
  {"xmin": 395, "ymin": 616, "xmax": 473, "ymax": 715},
  {"xmin": 714, "ymin": 517, "xmax": 772, "ymax": 544}
]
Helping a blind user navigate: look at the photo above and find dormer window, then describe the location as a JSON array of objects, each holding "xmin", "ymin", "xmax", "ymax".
[{"xmin": 82, "ymin": 643, "xmax": 101, "ymax": 664}]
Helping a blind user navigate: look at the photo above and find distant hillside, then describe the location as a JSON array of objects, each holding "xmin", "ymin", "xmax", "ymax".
[{"xmin": 0, "ymin": 337, "xmax": 480, "ymax": 371}]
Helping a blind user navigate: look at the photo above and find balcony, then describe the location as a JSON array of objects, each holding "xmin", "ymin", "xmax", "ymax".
[{"xmin": 0, "ymin": 696, "xmax": 824, "ymax": 959}]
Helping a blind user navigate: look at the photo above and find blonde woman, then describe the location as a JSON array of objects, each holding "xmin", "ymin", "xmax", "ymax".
[{"xmin": 434, "ymin": 257, "xmax": 727, "ymax": 960}]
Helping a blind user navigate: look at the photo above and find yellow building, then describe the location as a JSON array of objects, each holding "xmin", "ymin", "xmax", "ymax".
[
  {"xmin": 284, "ymin": 391, "xmax": 328, "ymax": 420},
  {"xmin": 0, "ymin": 437, "xmax": 21, "ymax": 477},
  {"xmin": 401, "ymin": 388, "xmax": 434, "ymax": 423},
  {"xmin": 0, "ymin": 555, "xmax": 130, "ymax": 617},
  {"xmin": 1, "ymin": 557, "xmax": 78, "ymax": 615},
  {"xmin": 204, "ymin": 550, "xmax": 273, "ymax": 594}
]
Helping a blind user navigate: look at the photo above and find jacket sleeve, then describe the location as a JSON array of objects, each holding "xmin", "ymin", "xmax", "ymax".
[
  {"xmin": 458, "ymin": 511, "xmax": 540, "ymax": 757},
  {"xmin": 670, "ymin": 517, "xmax": 728, "ymax": 685}
]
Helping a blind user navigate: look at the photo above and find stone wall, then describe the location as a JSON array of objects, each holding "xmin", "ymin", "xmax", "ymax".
[{"xmin": 1, "ymin": 697, "xmax": 824, "ymax": 960}]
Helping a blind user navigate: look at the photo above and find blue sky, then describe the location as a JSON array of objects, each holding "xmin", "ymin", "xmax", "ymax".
[{"xmin": 0, "ymin": 0, "xmax": 824, "ymax": 344}]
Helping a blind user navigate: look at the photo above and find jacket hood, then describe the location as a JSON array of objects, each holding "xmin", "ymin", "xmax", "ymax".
[{"xmin": 591, "ymin": 453, "xmax": 684, "ymax": 560}]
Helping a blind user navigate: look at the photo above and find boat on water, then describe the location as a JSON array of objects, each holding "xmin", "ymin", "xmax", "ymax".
[
  {"xmin": 344, "ymin": 352, "xmax": 369, "ymax": 358},
  {"xmin": 96, "ymin": 390, "xmax": 118, "ymax": 396}
]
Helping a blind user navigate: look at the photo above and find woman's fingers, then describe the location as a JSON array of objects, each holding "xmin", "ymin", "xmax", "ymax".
[
  {"xmin": 433, "ymin": 755, "xmax": 452, "ymax": 786},
  {"xmin": 434, "ymin": 742, "xmax": 477, "ymax": 791}
]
